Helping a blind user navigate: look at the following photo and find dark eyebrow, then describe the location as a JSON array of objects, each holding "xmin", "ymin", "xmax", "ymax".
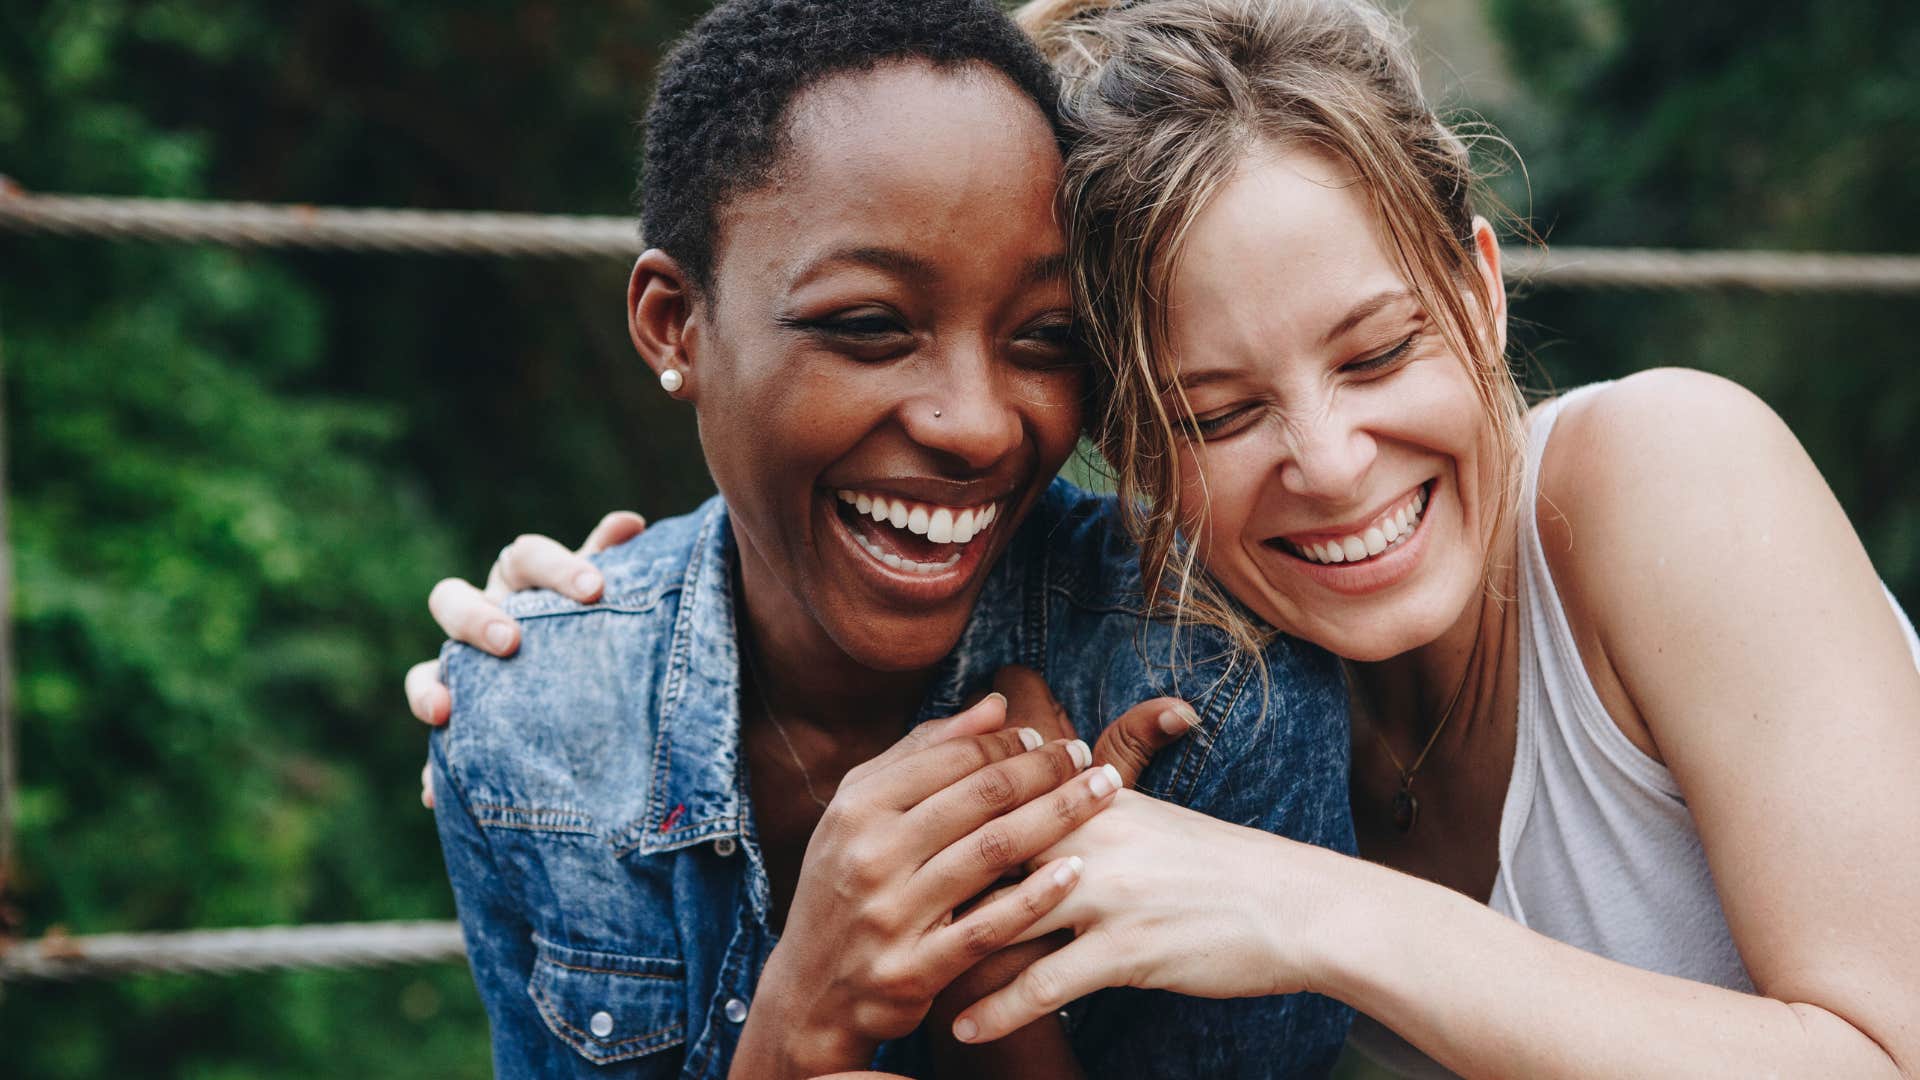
[
  {"xmin": 1022, "ymin": 253, "xmax": 1069, "ymax": 287},
  {"xmin": 792, "ymin": 245, "xmax": 939, "ymax": 288},
  {"xmin": 1320, "ymin": 288, "xmax": 1416, "ymax": 347}
]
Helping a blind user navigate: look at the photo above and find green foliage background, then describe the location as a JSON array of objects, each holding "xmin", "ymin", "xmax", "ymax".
[{"xmin": 0, "ymin": 1, "xmax": 1913, "ymax": 1076}]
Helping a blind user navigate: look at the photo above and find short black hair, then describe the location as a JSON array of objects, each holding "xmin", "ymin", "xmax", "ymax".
[{"xmin": 639, "ymin": 0, "xmax": 1062, "ymax": 295}]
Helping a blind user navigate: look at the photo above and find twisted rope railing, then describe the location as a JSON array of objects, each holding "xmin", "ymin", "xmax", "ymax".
[
  {"xmin": 5, "ymin": 182, "xmax": 1920, "ymax": 292},
  {"xmin": 0, "ymin": 921, "xmax": 465, "ymax": 982},
  {"xmin": 5, "ymin": 178, "xmax": 1920, "ymax": 987}
]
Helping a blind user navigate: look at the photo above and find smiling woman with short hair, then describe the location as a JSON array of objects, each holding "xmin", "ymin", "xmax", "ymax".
[{"xmin": 423, "ymin": 1, "xmax": 1354, "ymax": 1077}]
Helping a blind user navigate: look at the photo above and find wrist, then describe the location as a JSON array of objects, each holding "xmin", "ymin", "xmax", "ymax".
[
  {"xmin": 1286, "ymin": 851, "xmax": 1460, "ymax": 1011},
  {"xmin": 735, "ymin": 959, "xmax": 876, "ymax": 1079}
]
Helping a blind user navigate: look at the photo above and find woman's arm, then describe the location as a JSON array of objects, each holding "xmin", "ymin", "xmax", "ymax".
[{"xmin": 957, "ymin": 370, "xmax": 1920, "ymax": 1077}]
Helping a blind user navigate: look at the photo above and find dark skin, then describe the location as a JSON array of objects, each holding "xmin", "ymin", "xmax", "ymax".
[
  {"xmin": 626, "ymin": 61, "xmax": 1183, "ymax": 1079},
  {"xmin": 411, "ymin": 57, "xmax": 1196, "ymax": 1080}
]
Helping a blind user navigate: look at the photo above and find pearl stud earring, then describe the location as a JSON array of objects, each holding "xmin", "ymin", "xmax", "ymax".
[{"xmin": 659, "ymin": 368, "xmax": 684, "ymax": 394}]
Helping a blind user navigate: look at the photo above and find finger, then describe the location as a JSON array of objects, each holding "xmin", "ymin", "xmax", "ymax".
[
  {"xmin": 406, "ymin": 659, "xmax": 453, "ymax": 726},
  {"xmin": 920, "ymin": 856, "xmax": 1085, "ymax": 989},
  {"xmin": 428, "ymin": 577, "xmax": 519, "ymax": 656},
  {"xmin": 858, "ymin": 724, "xmax": 1044, "ymax": 813},
  {"xmin": 578, "ymin": 511, "xmax": 647, "ymax": 555},
  {"xmin": 1093, "ymin": 696, "xmax": 1200, "ymax": 788},
  {"xmin": 492, "ymin": 533, "xmax": 604, "ymax": 603},
  {"xmin": 841, "ymin": 692, "xmax": 1009, "ymax": 789},
  {"xmin": 420, "ymin": 760, "xmax": 436, "ymax": 809},
  {"xmin": 902, "ymin": 738, "xmax": 1092, "ymax": 848},
  {"xmin": 991, "ymin": 665, "xmax": 1075, "ymax": 744},
  {"xmin": 911, "ymin": 763, "xmax": 1122, "ymax": 909},
  {"xmin": 953, "ymin": 933, "xmax": 1119, "ymax": 1045}
]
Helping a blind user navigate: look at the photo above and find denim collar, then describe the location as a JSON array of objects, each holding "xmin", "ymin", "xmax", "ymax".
[
  {"xmin": 623, "ymin": 500, "xmax": 747, "ymax": 858},
  {"xmin": 624, "ymin": 497, "xmax": 1051, "ymax": 859}
]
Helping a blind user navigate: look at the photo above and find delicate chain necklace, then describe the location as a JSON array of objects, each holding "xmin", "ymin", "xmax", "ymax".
[
  {"xmin": 739, "ymin": 641, "xmax": 831, "ymax": 811},
  {"xmin": 1371, "ymin": 639, "xmax": 1478, "ymax": 834}
]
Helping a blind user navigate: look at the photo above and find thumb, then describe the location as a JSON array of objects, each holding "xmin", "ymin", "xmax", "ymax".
[{"xmin": 1093, "ymin": 697, "xmax": 1199, "ymax": 788}]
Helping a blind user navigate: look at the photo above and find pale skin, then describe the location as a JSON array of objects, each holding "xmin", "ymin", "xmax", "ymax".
[{"xmin": 942, "ymin": 146, "xmax": 1920, "ymax": 1076}]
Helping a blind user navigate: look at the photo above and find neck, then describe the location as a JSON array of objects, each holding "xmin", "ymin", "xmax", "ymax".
[
  {"xmin": 732, "ymin": 525, "xmax": 933, "ymax": 737},
  {"xmin": 1352, "ymin": 551, "xmax": 1519, "ymax": 750}
]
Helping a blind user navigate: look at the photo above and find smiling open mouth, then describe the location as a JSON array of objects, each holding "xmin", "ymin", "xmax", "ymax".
[
  {"xmin": 833, "ymin": 489, "xmax": 1001, "ymax": 576},
  {"xmin": 1271, "ymin": 481, "xmax": 1432, "ymax": 566}
]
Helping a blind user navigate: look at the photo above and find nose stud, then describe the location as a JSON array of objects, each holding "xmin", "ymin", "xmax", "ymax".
[
  {"xmin": 933, "ymin": 409, "xmax": 943, "ymax": 418},
  {"xmin": 659, "ymin": 368, "xmax": 684, "ymax": 394}
]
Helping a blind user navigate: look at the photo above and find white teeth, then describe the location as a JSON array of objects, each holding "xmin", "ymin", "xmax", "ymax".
[
  {"xmin": 1283, "ymin": 483, "xmax": 1432, "ymax": 565},
  {"xmin": 888, "ymin": 500, "xmax": 909, "ymax": 529},
  {"xmin": 856, "ymin": 493, "xmax": 873, "ymax": 514},
  {"xmin": 836, "ymin": 489, "xmax": 1003, "ymax": 555},
  {"xmin": 979, "ymin": 504, "xmax": 996, "ymax": 529},
  {"xmin": 907, "ymin": 506, "xmax": 930, "ymax": 535},
  {"xmin": 927, "ymin": 508, "xmax": 953, "ymax": 544},
  {"xmin": 952, "ymin": 509, "xmax": 976, "ymax": 544}
]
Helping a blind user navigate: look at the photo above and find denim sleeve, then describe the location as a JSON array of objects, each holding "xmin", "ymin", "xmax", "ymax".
[
  {"xmin": 1070, "ymin": 637, "xmax": 1357, "ymax": 1079},
  {"xmin": 430, "ymin": 734, "xmax": 560, "ymax": 1079}
]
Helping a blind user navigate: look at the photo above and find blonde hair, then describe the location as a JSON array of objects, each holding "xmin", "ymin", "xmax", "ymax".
[{"xmin": 1015, "ymin": 0, "xmax": 1529, "ymax": 660}]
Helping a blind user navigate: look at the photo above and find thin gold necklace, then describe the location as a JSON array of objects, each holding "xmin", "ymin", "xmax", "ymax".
[
  {"xmin": 739, "ymin": 641, "xmax": 831, "ymax": 811},
  {"xmin": 1372, "ymin": 640, "xmax": 1477, "ymax": 834}
]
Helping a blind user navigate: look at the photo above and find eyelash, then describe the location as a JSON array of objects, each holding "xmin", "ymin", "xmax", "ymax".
[
  {"xmin": 1343, "ymin": 332, "xmax": 1418, "ymax": 375},
  {"xmin": 1186, "ymin": 333, "xmax": 1419, "ymax": 439},
  {"xmin": 777, "ymin": 312, "xmax": 1079, "ymax": 366}
]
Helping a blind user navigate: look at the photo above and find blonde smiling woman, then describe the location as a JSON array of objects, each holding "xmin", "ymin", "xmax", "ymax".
[
  {"xmin": 933, "ymin": 1, "xmax": 1920, "ymax": 1075},
  {"xmin": 410, "ymin": 0, "xmax": 1920, "ymax": 1075}
]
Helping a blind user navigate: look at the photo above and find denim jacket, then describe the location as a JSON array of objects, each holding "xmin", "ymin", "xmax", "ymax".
[{"xmin": 431, "ymin": 479, "xmax": 1354, "ymax": 1079}]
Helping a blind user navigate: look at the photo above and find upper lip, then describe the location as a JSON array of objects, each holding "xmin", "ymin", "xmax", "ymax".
[
  {"xmin": 1272, "ymin": 480, "xmax": 1429, "ymax": 543},
  {"xmin": 825, "ymin": 476, "xmax": 1022, "ymax": 507}
]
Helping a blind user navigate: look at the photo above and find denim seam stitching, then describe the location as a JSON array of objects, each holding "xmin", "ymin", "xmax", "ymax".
[{"xmin": 530, "ymin": 979, "xmax": 686, "ymax": 1055}]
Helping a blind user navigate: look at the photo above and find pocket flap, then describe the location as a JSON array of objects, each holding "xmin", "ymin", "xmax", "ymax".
[{"xmin": 528, "ymin": 938, "xmax": 686, "ymax": 1065}]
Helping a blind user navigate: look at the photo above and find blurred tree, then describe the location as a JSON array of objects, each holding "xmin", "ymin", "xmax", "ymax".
[
  {"xmin": 0, "ymin": 0, "xmax": 705, "ymax": 1075},
  {"xmin": 1481, "ymin": 0, "xmax": 1920, "ymax": 604}
]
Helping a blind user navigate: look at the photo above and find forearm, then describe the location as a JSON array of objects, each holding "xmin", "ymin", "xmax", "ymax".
[{"xmin": 1310, "ymin": 858, "xmax": 1908, "ymax": 1079}]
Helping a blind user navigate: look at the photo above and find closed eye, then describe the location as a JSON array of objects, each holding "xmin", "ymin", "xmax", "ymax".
[
  {"xmin": 1188, "ymin": 402, "xmax": 1262, "ymax": 440},
  {"xmin": 1344, "ymin": 332, "xmax": 1418, "ymax": 375}
]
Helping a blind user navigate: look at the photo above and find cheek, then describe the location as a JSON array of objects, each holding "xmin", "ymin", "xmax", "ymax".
[
  {"xmin": 1025, "ymin": 368, "xmax": 1088, "ymax": 463},
  {"xmin": 1175, "ymin": 438, "xmax": 1269, "ymax": 557}
]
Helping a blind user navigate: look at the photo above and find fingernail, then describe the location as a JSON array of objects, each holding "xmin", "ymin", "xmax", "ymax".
[
  {"xmin": 1018, "ymin": 727, "xmax": 1044, "ymax": 751},
  {"xmin": 1089, "ymin": 763, "xmax": 1121, "ymax": 797},
  {"xmin": 1066, "ymin": 739, "xmax": 1092, "ymax": 770},
  {"xmin": 1159, "ymin": 708, "xmax": 1199, "ymax": 735},
  {"xmin": 954, "ymin": 1018, "xmax": 979, "ymax": 1043},
  {"xmin": 484, "ymin": 622, "xmax": 515, "ymax": 653},
  {"xmin": 1053, "ymin": 855, "xmax": 1084, "ymax": 886},
  {"xmin": 985, "ymin": 692, "xmax": 1007, "ymax": 709},
  {"xmin": 572, "ymin": 570, "xmax": 601, "ymax": 597}
]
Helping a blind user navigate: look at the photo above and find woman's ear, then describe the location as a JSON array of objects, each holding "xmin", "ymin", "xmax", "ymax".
[
  {"xmin": 629, "ymin": 248, "xmax": 701, "ymax": 398},
  {"xmin": 1469, "ymin": 216, "xmax": 1508, "ymax": 356}
]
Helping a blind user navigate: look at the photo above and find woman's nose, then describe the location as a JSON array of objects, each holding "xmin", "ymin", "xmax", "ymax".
[
  {"xmin": 899, "ymin": 347, "xmax": 1025, "ymax": 471},
  {"xmin": 1277, "ymin": 411, "xmax": 1377, "ymax": 501}
]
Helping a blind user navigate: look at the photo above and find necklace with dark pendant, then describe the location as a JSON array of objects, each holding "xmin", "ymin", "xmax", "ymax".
[{"xmin": 1391, "ymin": 783, "xmax": 1419, "ymax": 833}]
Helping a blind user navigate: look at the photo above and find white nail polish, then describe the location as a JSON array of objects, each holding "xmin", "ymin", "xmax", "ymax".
[
  {"xmin": 1089, "ymin": 763, "xmax": 1121, "ymax": 797},
  {"xmin": 1018, "ymin": 728, "xmax": 1044, "ymax": 751},
  {"xmin": 1053, "ymin": 856, "xmax": 1083, "ymax": 886},
  {"xmin": 1066, "ymin": 739, "xmax": 1092, "ymax": 770}
]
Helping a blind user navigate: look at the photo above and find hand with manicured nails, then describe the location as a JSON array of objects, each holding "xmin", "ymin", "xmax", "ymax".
[
  {"xmin": 944, "ymin": 791, "xmax": 1353, "ymax": 1048},
  {"xmin": 925, "ymin": 667, "xmax": 1198, "ymax": 1079},
  {"xmin": 727, "ymin": 692, "xmax": 1122, "ymax": 1080}
]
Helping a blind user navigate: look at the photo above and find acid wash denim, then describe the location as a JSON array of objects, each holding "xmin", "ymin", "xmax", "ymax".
[{"xmin": 431, "ymin": 478, "xmax": 1355, "ymax": 1079}]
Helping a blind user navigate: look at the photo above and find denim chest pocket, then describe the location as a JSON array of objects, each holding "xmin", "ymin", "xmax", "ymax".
[{"xmin": 528, "ymin": 937, "xmax": 687, "ymax": 1066}]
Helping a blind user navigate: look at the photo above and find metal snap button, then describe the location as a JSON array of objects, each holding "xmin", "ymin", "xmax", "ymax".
[
  {"xmin": 724, "ymin": 997, "xmax": 748, "ymax": 1023},
  {"xmin": 589, "ymin": 1010, "xmax": 614, "ymax": 1038},
  {"xmin": 713, "ymin": 836, "xmax": 738, "ymax": 857}
]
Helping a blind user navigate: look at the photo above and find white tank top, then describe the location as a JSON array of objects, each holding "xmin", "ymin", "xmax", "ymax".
[{"xmin": 1347, "ymin": 383, "xmax": 1920, "ymax": 1077}]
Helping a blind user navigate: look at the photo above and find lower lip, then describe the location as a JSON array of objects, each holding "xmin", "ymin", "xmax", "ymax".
[
  {"xmin": 820, "ymin": 492, "xmax": 1000, "ymax": 606},
  {"xmin": 1269, "ymin": 482, "xmax": 1437, "ymax": 596}
]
